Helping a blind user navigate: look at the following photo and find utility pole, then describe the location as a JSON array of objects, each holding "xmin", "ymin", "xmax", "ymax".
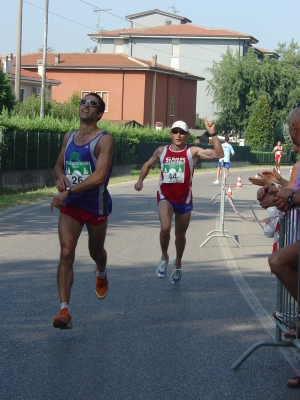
[
  {"xmin": 40, "ymin": 0, "xmax": 49, "ymax": 118},
  {"xmin": 15, "ymin": 0, "xmax": 23, "ymax": 101}
]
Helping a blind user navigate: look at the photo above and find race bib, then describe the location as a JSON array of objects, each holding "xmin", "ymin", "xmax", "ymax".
[
  {"xmin": 66, "ymin": 161, "xmax": 92, "ymax": 186},
  {"xmin": 162, "ymin": 163, "xmax": 185, "ymax": 183}
]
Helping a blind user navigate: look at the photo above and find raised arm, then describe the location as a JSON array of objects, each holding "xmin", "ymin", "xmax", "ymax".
[{"xmin": 191, "ymin": 117, "xmax": 224, "ymax": 161}]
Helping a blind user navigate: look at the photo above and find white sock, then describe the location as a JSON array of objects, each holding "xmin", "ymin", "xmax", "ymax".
[
  {"xmin": 60, "ymin": 302, "xmax": 70, "ymax": 310},
  {"xmin": 96, "ymin": 269, "xmax": 107, "ymax": 279}
]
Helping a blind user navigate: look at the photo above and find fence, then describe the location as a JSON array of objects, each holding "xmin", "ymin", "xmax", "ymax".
[
  {"xmin": 0, "ymin": 131, "xmax": 136, "ymax": 171},
  {"xmin": 231, "ymin": 211, "xmax": 300, "ymax": 369},
  {"xmin": 0, "ymin": 130, "xmax": 295, "ymax": 173}
]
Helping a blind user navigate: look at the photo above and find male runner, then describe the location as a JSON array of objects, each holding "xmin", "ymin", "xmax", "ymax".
[
  {"xmin": 134, "ymin": 118, "xmax": 223, "ymax": 285},
  {"xmin": 50, "ymin": 92, "xmax": 114, "ymax": 329}
]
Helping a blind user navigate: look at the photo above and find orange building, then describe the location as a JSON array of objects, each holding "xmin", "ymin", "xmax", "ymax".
[{"xmin": 18, "ymin": 52, "xmax": 204, "ymax": 128}]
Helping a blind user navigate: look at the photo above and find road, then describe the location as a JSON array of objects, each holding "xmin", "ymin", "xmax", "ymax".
[{"xmin": 1, "ymin": 167, "xmax": 300, "ymax": 400}]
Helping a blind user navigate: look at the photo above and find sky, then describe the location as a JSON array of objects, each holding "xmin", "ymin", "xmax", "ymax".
[{"xmin": 0, "ymin": 0, "xmax": 299, "ymax": 56}]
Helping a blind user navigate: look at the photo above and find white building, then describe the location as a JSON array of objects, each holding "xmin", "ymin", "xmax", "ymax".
[{"xmin": 88, "ymin": 9, "xmax": 260, "ymax": 119}]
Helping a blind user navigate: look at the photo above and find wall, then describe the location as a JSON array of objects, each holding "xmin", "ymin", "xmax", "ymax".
[{"xmin": 99, "ymin": 35, "xmax": 248, "ymax": 119}]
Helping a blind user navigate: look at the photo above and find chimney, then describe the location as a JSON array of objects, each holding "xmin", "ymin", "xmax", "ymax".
[
  {"xmin": 37, "ymin": 59, "xmax": 43, "ymax": 76},
  {"xmin": 2, "ymin": 53, "xmax": 13, "ymax": 74},
  {"xmin": 152, "ymin": 55, "xmax": 157, "ymax": 67},
  {"xmin": 54, "ymin": 53, "xmax": 60, "ymax": 65}
]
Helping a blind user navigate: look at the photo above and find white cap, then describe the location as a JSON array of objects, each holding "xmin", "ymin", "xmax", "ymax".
[{"xmin": 171, "ymin": 120, "xmax": 189, "ymax": 132}]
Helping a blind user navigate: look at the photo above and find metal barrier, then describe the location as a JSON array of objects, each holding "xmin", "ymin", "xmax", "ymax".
[
  {"xmin": 200, "ymin": 164, "xmax": 242, "ymax": 248},
  {"xmin": 231, "ymin": 211, "xmax": 300, "ymax": 370}
]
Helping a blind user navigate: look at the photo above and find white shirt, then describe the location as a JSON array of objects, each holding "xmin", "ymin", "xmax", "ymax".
[{"xmin": 219, "ymin": 142, "xmax": 235, "ymax": 163}]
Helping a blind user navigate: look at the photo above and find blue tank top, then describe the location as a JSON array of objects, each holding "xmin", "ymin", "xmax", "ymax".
[{"xmin": 63, "ymin": 130, "xmax": 112, "ymax": 215}]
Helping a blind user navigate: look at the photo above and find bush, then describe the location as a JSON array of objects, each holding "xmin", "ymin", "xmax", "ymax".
[{"xmin": 244, "ymin": 96, "xmax": 274, "ymax": 146}]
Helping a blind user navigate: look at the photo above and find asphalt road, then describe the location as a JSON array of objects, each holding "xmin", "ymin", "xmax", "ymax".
[{"xmin": 1, "ymin": 167, "xmax": 300, "ymax": 400}]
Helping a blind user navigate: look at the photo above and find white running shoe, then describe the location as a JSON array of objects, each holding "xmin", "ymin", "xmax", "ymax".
[
  {"xmin": 156, "ymin": 257, "xmax": 169, "ymax": 278},
  {"xmin": 213, "ymin": 180, "xmax": 219, "ymax": 184},
  {"xmin": 170, "ymin": 261, "xmax": 182, "ymax": 285}
]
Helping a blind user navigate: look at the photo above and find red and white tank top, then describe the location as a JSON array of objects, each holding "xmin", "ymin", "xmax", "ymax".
[
  {"xmin": 157, "ymin": 145, "xmax": 194, "ymax": 204},
  {"xmin": 275, "ymin": 146, "xmax": 283, "ymax": 156}
]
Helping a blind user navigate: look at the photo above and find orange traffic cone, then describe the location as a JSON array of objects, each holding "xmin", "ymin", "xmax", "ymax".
[
  {"xmin": 227, "ymin": 186, "xmax": 233, "ymax": 197},
  {"xmin": 236, "ymin": 173, "xmax": 243, "ymax": 189}
]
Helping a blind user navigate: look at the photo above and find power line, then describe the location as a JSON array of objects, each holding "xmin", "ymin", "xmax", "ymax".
[{"xmin": 24, "ymin": 0, "xmax": 95, "ymax": 30}]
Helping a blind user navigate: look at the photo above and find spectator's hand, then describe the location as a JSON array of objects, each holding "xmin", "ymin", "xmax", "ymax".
[
  {"xmin": 257, "ymin": 184, "xmax": 273, "ymax": 200},
  {"xmin": 258, "ymin": 192, "xmax": 275, "ymax": 208},
  {"xmin": 249, "ymin": 174, "xmax": 272, "ymax": 187},
  {"xmin": 261, "ymin": 168, "xmax": 281, "ymax": 184}
]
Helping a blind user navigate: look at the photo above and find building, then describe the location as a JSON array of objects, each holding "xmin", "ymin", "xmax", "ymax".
[
  {"xmin": 88, "ymin": 9, "xmax": 277, "ymax": 119},
  {"xmin": 18, "ymin": 52, "xmax": 204, "ymax": 128},
  {"xmin": 1, "ymin": 53, "xmax": 60, "ymax": 101}
]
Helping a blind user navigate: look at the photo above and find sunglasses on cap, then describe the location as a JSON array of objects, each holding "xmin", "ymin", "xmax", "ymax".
[
  {"xmin": 171, "ymin": 129, "xmax": 188, "ymax": 135},
  {"xmin": 80, "ymin": 99, "xmax": 102, "ymax": 108}
]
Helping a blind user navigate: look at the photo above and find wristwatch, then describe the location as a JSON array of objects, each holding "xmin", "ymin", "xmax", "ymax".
[
  {"xmin": 210, "ymin": 132, "xmax": 218, "ymax": 137},
  {"xmin": 65, "ymin": 186, "xmax": 73, "ymax": 195},
  {"xmin": 287, "ymin": 192, "xmax": 296, "ymax": 208}
]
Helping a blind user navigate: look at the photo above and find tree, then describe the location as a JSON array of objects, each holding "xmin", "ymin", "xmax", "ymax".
[
  {"xmin": 37, "ymin": 46, "xmax": 54, "ymax": 52},
  {"xmin": 0, "ymin": 69, "xmax": 15, "ymax": 113},
  {"xmin": 207, "ymin": 41, "xmax": 300, "ymax": 134},
  {"xmin": 244, "ymin": 96, "xmax": 273, "ymax": 146}
]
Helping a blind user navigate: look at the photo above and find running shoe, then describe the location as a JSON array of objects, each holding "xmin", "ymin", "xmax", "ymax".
[
  {"xmin": 213, "ymin": 180, "xmax": 219, "ymax": 184},
  {"xmin": 170, "ymin": 262, "xmax": 182, "ymax": 285},
  {"xmin": 272, "ymin": 310, "xmax": 300, "ymax": 326},
  {"xmin": 53, "ymin": 307, "xmax": 72, "ymax": 329},
  {"xmin": 156, "ymin": 257, "xmax": 169, "ymax": 278},
  {"xmin": 95, "ymin": 274, "xmax": 108, "ymax": 299}
]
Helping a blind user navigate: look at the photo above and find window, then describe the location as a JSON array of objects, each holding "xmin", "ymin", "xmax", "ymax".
[
  {"xmin": 32, "ymin": 87, "xmax": 40, "ymax": 96},
  {"xmin": 95, "ymin": 91, "xmax": 109, "ymax": 112},
  {"xmin": 170, "ymin": 95, "xmax": 175, "ymax": 116},
  {"xmin": 81, "ymin": 90, "xmax": 90, "ymax": 99},
  {"xmin": 80, "ymin": 90, "xmax": 109, "ymax": 112},
  {"xmin": 114, "ymin": 39, "xmax": 124, "ymax": 54},
  {"xmin": 20, "ymin": 88, "xmax": 25, "ymax": 102},
  {"xmin": 165, "ymin": 20, "xmax": 172, "ymax": 25}
]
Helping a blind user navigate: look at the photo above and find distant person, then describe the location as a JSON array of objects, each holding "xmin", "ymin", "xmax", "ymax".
[
  {"xmin": 213, "ymin": 136, "xmax": 235, "ymax": 184},
  {"xmin": 272, "ymin": 141, "xmax": 284, "ymax": 173},
  {"xmin": 134, "ymin": 119, "xmax": 223, "ymax": 285},
  {"xmin": 50, "ymin": 92, "xmax": 114, "ymax": 329}
]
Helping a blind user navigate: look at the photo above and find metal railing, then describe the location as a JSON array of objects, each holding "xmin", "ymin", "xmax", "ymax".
[{"xmin": 231, "ymin": 211, "xmax": 300, "ymax": 369}]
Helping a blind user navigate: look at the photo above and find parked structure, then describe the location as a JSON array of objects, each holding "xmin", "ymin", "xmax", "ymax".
[
  {"xmin": 88, "ymin": 9, "xmax": 278, "ymax": 119},
  {"xmin": 18, "ymin": 52, "xmax": 204, "ymax": 128},
  {"xmin": 1, "ymin": 53, "xmax": 60, "ymax": 101}
]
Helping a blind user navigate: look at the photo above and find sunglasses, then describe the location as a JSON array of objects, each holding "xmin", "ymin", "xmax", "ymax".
[
  {"xmin": 171, "ymin": 129, "xmax": 188, "ymax": 135},
  {"xmin": 80, "ymin": 99, "xmax": 101, "ymax": 108}
]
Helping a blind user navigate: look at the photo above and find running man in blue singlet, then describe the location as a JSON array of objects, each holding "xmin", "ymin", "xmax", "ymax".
[{"xmin": 50, "ymin": 92, "xmax": 114, "ymax": 329}]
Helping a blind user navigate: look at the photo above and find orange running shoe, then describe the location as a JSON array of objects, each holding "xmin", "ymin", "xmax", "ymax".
[
  {"xmin": 52, "ymin": 307, "xmax": 72, "ymax": 329},
  {"xmin": 95, "ymin": 274, "xmax": 108, "ymax": 299}
]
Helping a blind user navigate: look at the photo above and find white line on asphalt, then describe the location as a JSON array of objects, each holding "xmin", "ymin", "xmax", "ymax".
[{"xmin": 219, "ymin": 236, "xmax": 300, "ymax": 373}]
